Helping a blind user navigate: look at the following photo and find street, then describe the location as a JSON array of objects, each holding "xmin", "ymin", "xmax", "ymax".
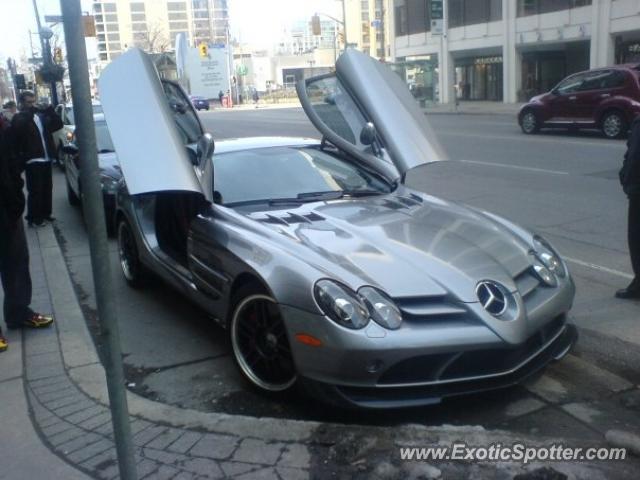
[{"xmin": 50, "ymin": 108, "xmax": 640, "ymax": 440}]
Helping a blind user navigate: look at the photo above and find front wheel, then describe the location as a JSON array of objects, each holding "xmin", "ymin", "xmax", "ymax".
[
  {"xmin": 520, "ymin": 110, "xmax": 540, "ymax": 134},
  {"xmin": 601, "ymin": 111, "xmax": 626, "ymax": 139},
  {"xmin": 230, "ymin": 288, "xmax": 297, "ymax": 393},
  {"xmin": 117, "ymin": 219, "xmax": 146, "ymax": 288}
]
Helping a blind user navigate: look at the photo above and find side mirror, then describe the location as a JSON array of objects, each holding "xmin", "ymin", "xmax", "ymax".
[
  {"xmin": 196, "ymin": 132, "xmax": 215, "ymax": 166},
  {"xmin": 62, "ymin": 144, "xmax": 79, "ymax": 155},
  {"xmin": 359, "ymin": 122, "xmax": 377, "ymax": 146}
]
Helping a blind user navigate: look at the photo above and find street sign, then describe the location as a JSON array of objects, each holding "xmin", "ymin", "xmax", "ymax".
[
  {"xmin": 236, "ymin": 64, "xmax": 248, "ymax": 76},
  {"xmin": 371, "ymin": 19, "xmax": 382, "ymax": 29},
  {"xmin": 431, "ymin": 19, "xmax": 443, "ymax": 35},
  {"xmin": 430, "ymin": 0, "xmax": 443, "ymax": 20},
  {"xmin": 28, "ymin": 57, "xmax": 44, "ymax": 64},
  {"xmin": 82, "ymin": 15, "xmax": 96, "ymax": 37}
]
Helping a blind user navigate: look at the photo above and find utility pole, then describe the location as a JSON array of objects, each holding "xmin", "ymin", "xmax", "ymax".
[{"xmin": 59, "ymin": 0, "xmax": 137, "ymax": 479}]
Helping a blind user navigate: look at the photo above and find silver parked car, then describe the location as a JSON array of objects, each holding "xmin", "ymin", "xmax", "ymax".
[{"xmin": 100, "ymin": 48, "xmax": 577, "ymax": 408}]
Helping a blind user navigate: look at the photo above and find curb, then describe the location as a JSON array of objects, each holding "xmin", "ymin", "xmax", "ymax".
[{"xmin": 25, "ymin": 223, "xmax": 640, "ymax": 478}]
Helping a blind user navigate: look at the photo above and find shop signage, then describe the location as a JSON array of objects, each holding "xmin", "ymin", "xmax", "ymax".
[
  {"xmin": 474, "ymin": 56, "xmax": 503, "ymax": 65},
  {"xmin": 628, "ymin": 43, "xmax": 640, "ymax": 53}
]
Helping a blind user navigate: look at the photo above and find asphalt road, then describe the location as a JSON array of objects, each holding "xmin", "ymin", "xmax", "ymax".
[{"xmin": 50, "ymin": 107, "xmax": 640, "ymax": 438}]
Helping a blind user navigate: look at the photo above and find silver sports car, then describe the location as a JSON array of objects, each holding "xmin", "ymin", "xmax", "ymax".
[{"xmin": 100, "ymin": 48, "xmax": 577, "ymax": 408}]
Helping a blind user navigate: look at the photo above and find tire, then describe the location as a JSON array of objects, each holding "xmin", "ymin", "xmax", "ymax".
[
  {"xmin": 520, "ymin": 110, "xmax": 540, "ymax": 134},
  {"xmin": 117, "ymin": 218, "xmax": 146, "ymax": 288},
  {"xmin": 601, "ymin": 111, "xmax": 626, "ymax": 139},
  {"xmin": 229, "ymin": 285, "xmax": 297, "ymax": 393},
  {"xmin": 56, "ymin": 144, "xmax": 66, "ymax": 171},
  {"xmin": 67, "ymin": 178, "xmax": 80, "ymax": 206}
]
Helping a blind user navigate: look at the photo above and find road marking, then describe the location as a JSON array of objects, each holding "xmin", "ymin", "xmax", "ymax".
[
  {"xmin": 438, "ymin": 130, "xmax": 626, "ymax": 148},
  {"xmin": 459, "ymin": 159, "xmax": 569, "ymax": 175},
  {"xmin": 564, "ymin": 257, "xmax": 634, "ymax": 279}
]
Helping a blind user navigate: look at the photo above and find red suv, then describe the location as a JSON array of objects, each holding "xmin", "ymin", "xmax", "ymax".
[{"xmin": 518, "ymin": 64, "xmax": 640, "ymax": 139}]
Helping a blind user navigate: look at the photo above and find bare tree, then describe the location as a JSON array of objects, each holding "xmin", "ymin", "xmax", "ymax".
[{"xmin": 134, "ymin": 22, "xmax": 171, "ymax": 54}]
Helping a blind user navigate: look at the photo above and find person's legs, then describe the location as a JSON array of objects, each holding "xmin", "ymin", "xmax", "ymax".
[
  {"xmin": 0, "ymin": 221, "xmax": 33, "ymax": 326},
  {"xmin": 42, "ymin": 161, "xmax": 53, "ymax": 220},
  {"xmin": 629, "ymin": 194, "xmax": 640, "ymax": 285},
  {"xmin": 25, "ymin": 163, "xmax": 36, "ymax": 224}
]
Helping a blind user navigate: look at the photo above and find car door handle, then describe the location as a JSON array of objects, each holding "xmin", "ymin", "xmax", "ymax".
[
  {"xmin": 600, "ymin": 94, "xmax": 611, "ymax": 98},
  {"xmin": 568, "ymin": 96, "xmax": 577, "ymax": 100}
]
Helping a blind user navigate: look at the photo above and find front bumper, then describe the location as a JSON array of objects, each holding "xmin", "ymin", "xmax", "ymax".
[
  {"xmin": 300, "ymin": 321, "xmax": 577, "ymax": 409},
  {"xmin": 282, "ymin": 276, "xmax": 576, "ymax": 408}
]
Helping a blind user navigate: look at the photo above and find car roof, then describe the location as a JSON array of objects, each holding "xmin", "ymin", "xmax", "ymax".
[{"xmin": 214, "ymin": 136, "xmax": 321, "ymax": 154}]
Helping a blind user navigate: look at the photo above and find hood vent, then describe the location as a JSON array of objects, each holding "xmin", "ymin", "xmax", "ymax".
[
  {"xmin": 380, "ymin": 194, "xmax": 424, "ymax": 211},
  {"xmin": 259, "ymin": 212, "xmax": 325, "ymax": 227}
]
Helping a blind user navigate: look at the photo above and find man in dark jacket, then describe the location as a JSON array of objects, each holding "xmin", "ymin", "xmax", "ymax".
[
  {"xmin": 617, "ymin": 115, "xmax": 640, "ymax": 299},
  {"xmin": 11, "ymin": 91, "xmax": 63, "ymax": 227},
  {"xmin": 0, "ymin": 114, "xmax": 54, "ymax": 352}
]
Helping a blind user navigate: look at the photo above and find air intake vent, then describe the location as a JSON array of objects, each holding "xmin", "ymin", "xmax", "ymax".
[{"xmin": 258, "ymin": 212, "xmax": 325, "ymax": 226}]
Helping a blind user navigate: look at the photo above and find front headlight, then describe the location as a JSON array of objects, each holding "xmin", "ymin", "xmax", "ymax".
[
  {"xmin": 358, "ymin": 286, "xmax": 402, "ymax": 330},
  {"xmin": 314, "ymin": 280, "xmax": 369, "ymax": 329},
  {"xmin": 100, "ymin": 175, "xmax": 120, "ymax": 193},
  {"xmin": 533, "ymin": 235, "xmax": 566, "ymax": 278}
]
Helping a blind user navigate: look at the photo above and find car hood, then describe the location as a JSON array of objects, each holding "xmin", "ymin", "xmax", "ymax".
[
  {"xmin": 245, "ymin": 190, "xmax": 533, "ymax": 303},
  {"xmin": 98, "ymin": 151, "xmax": 121, "ymax": 178}
]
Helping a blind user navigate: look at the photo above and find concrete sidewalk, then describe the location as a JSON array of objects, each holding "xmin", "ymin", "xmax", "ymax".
[{"xmin": 1, "ymin": 221, "xmax": 639, "ymax": 479}]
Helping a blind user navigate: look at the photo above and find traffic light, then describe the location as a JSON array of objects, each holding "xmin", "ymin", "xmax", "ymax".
[
  {"xmin": 199, "ymin": 43, "xmax": 208, "ymax": 57},
  {"xmin": 311, "ymin": 14, "xmax": 321, "ymax": 36},
  {"xmin": 54, "ymin": 47, "xmax": 63, "ymax": 63}
]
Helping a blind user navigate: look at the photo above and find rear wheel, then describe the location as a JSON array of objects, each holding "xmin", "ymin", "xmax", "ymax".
[
  {"xmin": 66, "ymin": 178, "xmax": 80, "ymax": 206},
  {"xmin": 117, "ymin": 218, "xmax": 145, "ymax": 288},
  {"xmin": 230, "ymin": 286, "xmax": 297, "ymax": 393},
  {"xmin": 601, "ymin": 111, "xmax": 626, "ymax": 139},
  {"xmin": 520, "ymin": 110, "xmax": 540, "ymax": 134}
]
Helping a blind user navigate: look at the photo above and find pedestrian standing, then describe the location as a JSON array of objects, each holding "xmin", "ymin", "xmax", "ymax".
[
  {"xmin": 1, "ymin": 100, "xmax": 17, "ymax": 123},
  {"xmin": 218, "ymin": 90, "xmax": 224, "ymax": 106},
  {"xmin": 0, "ymin": 109, "xmax": 54, "ymax": 352},
  {"xmin": 11, "ymin": 91, "xmax": 63, "ymax": 227},
  {"xmin": 253, "ymin": 90, "xmax": 259, "ymax": 108},
  {"xmin": 617, "ymin": 115, "xmax": 640, "ymax": 299}
]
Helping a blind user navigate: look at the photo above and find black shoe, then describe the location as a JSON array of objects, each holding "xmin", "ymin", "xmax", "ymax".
[
  {"xmin": 615, "ymin": 286, "xmax": 640, "ymax": 299},
  {"xmin": 33, "ymin": 220, "xmax": 46, "ymax": 227}
]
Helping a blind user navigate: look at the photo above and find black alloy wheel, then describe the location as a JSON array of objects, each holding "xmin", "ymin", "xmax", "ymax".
[
  {"xmin": 230, "ymin": 289, "xmax": 297, "ymax": 392},
  {"xmin": 117, "ymin": 219, "xmax": 145, "ymax": 288}
]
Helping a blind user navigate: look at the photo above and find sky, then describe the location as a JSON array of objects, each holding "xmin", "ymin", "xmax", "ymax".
[{"xmin": 0, "ymin": 0, "xmax": 341, "ymax": 64}]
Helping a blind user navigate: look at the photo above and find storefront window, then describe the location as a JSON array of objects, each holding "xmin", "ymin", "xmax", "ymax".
[
  {"xmin": 390, "ymin": 55, "xmax": 439, "ymax": 104},
  {"xmin": 615, "ymin": 39, "xmax": 640, "ymax": 64},
  {"xmin": 455, "ymin": 56, "xmax": 503, "ymax": 101}
]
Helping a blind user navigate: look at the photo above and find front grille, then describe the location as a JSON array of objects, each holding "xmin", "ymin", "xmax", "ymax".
[
  {"xmin": 394, "ymin": 296, "xmax": 471, "ymax": 323},
  {"xmin": 377, "ymin": 315, "xmax": 566, "ymax": 386}
]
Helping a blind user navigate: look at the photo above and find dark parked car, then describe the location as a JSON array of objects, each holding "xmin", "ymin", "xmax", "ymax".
[
  {"xmin": 190, "ymin": 95, "xmax": 210, "ymax": 111},
  {"xmin": 519, "ymin": 64, "xmax": 640, "ymax": 139},
  {"xmin": 63, "ymin": 113, "xmax": 122, "ymax": 235}
]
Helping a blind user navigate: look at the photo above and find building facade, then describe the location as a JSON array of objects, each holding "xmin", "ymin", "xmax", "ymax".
[
  {"xmin": 93, "ymin": 0, "xmax": 229, "ymax": 65},
  {"xmin": 390, "ymin": 0, "xmax": 640, "ymax": 104},
  {"xmin": 344, "ymin": 0, "xmax": 392, "ymax": 59}
]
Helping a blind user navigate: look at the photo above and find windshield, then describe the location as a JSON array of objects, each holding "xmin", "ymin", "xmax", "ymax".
[
  {"xmin": 95, "ymin": 121, "xmax": 115, "ymax": 152},
  {"xmin": 213, "ymin": 146, "xmax": 392, "ymax": 206}
]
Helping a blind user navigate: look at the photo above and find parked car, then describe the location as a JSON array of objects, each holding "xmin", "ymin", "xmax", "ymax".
[
  {"xmin": 518, "ymin": 64, "xmax": 640, "ymax": 139},
  {"xmin": 100, "ymin": 48, "xmax": 577, "ymax": 408},
  {"xmin": 62, "ymin": 113, "xmax": 121, "ymax": 235},
  {"xmin": 190, "ymin": 95, "xmax": 210, "ymax": 111},
  {"xmin": 53, "ymin": 102, "xmax": 104, "ymax": 169}
]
